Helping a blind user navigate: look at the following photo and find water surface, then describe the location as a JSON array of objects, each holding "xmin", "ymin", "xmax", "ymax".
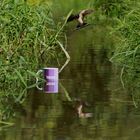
[{"xmin": 1, "ymin": 1, "xmax": 140, "ymax": 140}]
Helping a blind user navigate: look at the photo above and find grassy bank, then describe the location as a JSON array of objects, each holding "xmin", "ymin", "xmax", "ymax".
[
  {"xmin": 110, "ymin": 3, "xmax": 140, "ymax": 106},
  {"xmin": 0, "ymin": 0, "xmax": 66, "ymax": 106},
  {"xmin": 92, "ymin": 0, "xmax": 140, "ymax": 106}
]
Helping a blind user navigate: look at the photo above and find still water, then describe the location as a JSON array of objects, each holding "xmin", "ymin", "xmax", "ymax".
[{"xmin": 1, "ymin": 2, "xmax": 140, "ymax": 140}]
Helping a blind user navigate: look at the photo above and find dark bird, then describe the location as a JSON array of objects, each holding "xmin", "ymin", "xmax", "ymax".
[{"xmin": 67, "ymin": 9, "xmax": 94, "ymax": 28}]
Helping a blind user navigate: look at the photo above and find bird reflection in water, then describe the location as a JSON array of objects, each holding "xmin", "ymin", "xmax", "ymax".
[
  {"xmin": 77, "ymin": 103, "xmax": 93, "ymax": 118},
  {"xmin": 73, "ymin": 99, "xmax": 93, "ymax": 118},
  {"xmin": 60, "ymin": 83, "xmax": 93, "ymax": 118}
]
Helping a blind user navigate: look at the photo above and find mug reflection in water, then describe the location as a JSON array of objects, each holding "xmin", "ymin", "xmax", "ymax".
[
  {"xmin": 44, "ymin": 81, "xmax": 58, "ymax": 93},
  {"xmin": 36, "ymin": 81, "xmax": 58, "ymax": 93}
]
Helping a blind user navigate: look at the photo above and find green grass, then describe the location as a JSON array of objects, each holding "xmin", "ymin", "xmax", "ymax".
[
  {"xmin": 110, "ymin": 6, "xmax": 140, "ymax": 106},
  {"xmin": 91, "ymin": 0, "xmax": 140, "ymax": 106},
  {"xmin": 92, "ymin": 0, "xmax": 131, "ymax": 18},
  {"xmin": 0, "ymin": 0, "xmax": 67, "ymax": 105},
  {"xmin": 107, "ymin": 1, "xmax": 140, "ymax": 106}
]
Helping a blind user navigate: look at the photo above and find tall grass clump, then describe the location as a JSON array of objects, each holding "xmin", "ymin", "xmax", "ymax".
[
  {"xmin": 91, "ymin": 0, "xmax": 140, "ymax": 106},
  {"xmin": 110, "ymin": 2, "xmax": 140, "ymax": 106},
  {"xmin": 0, "ymin": 0, "xmax": 65, "ymax": 105}
]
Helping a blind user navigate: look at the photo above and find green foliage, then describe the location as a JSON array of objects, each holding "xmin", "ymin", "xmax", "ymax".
[
  {"xmin": 91, "ymin": 0, "xmax": 140, "ymax": 105},
  {"xmin": 109, "ymin": 1, "xmax": 140, "ymax": 105},
  {"xmin": 92, "ymin": 0, "xmax": 131, "ymax": 18},
  {"xmin": 0, "ymin": 0, "xmax": 64, "ymax": 103}
]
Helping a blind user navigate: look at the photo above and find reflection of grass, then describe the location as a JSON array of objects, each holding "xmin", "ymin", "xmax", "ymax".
[
  {"xmin": 59, "ymin": 82, "xmax": 72, "ymax": 101},
  {"xmin": 0, "ymin": 121, "xmax": 14, "ymax": 130}
]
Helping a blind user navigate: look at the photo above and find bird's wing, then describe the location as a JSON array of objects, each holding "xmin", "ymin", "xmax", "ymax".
[
  {"xmin": 82, "ymin": 9, "xmax": 94, "ymax": 17},
  {"xmin": 67, "ymin": 14, "xmax": 79, "ymax": 22},
  {"xmin": 77, "ymin": 17, "xmax": 84, "ymax": 24}
]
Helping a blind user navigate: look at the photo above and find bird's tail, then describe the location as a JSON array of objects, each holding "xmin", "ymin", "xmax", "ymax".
[{"xmin": 67, "ymin": 14, "xmax": 79, "ymax": 22}]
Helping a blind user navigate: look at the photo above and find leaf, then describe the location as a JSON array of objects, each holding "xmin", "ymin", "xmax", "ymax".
[
  {"xmin": 27, "ymin": 70, "xmax": 37, "ymax": 77},
  {"xmin": 16, "ymin": 88, "xmax": 27, "ymax": 103},
  {"xmin": 15, "ymin": 69, "xmax": 27, "ymax": 87}
]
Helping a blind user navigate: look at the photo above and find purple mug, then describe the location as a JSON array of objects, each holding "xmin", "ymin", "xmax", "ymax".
[{"xmin": 36, "ymin": 68, "xmax": 58, "ymax": 93}]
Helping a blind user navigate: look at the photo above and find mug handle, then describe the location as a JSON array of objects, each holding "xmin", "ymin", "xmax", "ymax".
[{"xmin": 36, "ymin": 69, "xmax": 43, "ymax": 90}]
